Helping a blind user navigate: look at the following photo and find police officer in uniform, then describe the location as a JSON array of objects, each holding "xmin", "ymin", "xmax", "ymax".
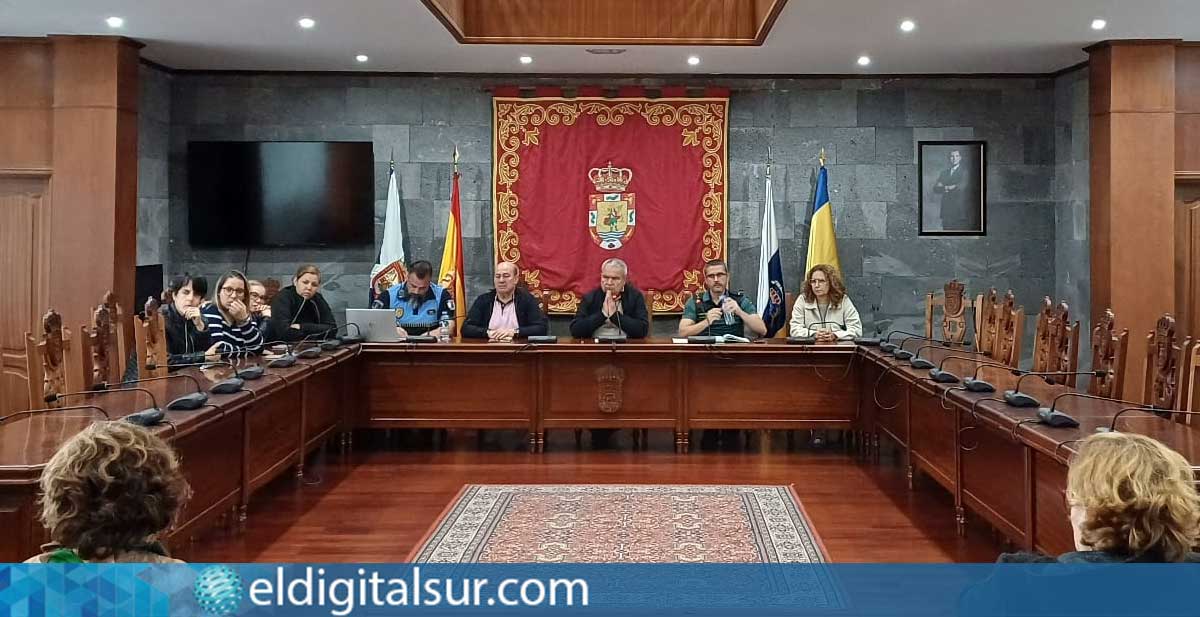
[{"xmin": 384, "ymin": 260, "xmax": 455, "ymax": 337}]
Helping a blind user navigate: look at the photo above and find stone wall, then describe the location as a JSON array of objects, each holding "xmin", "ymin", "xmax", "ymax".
[
  {"xmin": 143, "ymin": 68, "xmax": 1078, "ymax": 342},
  {"xmin": 137, "ymin": 64, "xmax": 172, "ymax": 267},
  {"xmin": 1052, "ymin": 68, "xmax": 1091, "ymax": 368}
]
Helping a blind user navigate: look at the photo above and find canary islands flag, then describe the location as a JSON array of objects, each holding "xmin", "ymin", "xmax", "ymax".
[
  {"xmin": 757, "ymin": 167, "xmax": 786, "ymax": 337},
  {"xmin": 805, "ymin": 163, "xmax": 840, "ymax": 276}
]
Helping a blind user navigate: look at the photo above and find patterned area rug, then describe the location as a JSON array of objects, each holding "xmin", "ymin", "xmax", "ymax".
[{"xmin": 408, "ymin": 484, "xmax": 828, "ymax": 563}]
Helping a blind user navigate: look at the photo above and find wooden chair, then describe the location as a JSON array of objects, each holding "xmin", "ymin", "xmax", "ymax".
[
  {"xmin": 1030, "ymin": 297, "xmax": 1081, "ymax": 386},
  {"xmin": 79, "ymin": 291, "xmax": 127, "ymax": 388},
  {"xmin": 134, "ymin": 296, "xmax": 169, "ymax": 378},
  {"xmin": 1088, "ymin": 309, "xmax": 1129, "ymax": 399},
  {"xmin": 974, "ymin": 289, "xmax": 1024, "ymax": 368},
  {"xmin": 1185, "ymin": 342, "xmax": 1200, "ymax": 413},
  {"xmin": 23, "ymin": 310, "xmax": 87, "ymax": 408},
  {"xmin": 925, "ymin": 280, "xmax": 974, "ymax": 344},
  {"xmin": 1142, "ymin": 314, "xmax": 1193, "ymax": 413},
  {"xmin": 642, "ymin": 289, "xmax": 654, "ymax": 331}
]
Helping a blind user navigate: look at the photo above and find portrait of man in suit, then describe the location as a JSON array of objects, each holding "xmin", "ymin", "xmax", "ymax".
[{"xmin": 919, "ymin": 142, "xmax": 986, "ymax": 235}]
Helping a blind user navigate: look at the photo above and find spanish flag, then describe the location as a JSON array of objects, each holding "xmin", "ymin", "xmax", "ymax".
[
  {"xmin": 805, "ymin": 161, "xmax": 841, "ymax": 276},
  {"xmin": 439, "ymin": 148, "xmax": 467, "ymax": 336}
]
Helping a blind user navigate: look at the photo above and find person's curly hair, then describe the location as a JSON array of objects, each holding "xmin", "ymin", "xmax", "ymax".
[
  {"xmin": 38, "ymin": 422, "xmax": 191, "ymax": 560},
  {"xmin": 802, "ymin": 264, "xmax": 847, "ymax": 306},
  {"xmin": 1067, "ymin": 432, "xmax": 1200, "ymax": 561}
]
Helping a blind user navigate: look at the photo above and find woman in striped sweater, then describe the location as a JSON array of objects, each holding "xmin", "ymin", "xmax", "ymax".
[{"xmin": 201, "ymin": 270, "xmax": 264, "ymax": 357}]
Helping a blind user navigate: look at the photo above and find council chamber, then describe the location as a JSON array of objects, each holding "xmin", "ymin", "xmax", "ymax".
[{"xmin": 3, "ymin": 0, "xmax": 1200, "ymax": 585}]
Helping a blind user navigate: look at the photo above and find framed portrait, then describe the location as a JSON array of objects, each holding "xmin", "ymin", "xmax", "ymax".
[{"xmin": 918, "ymin": 141, "xmax": 987, "ymax": 236}]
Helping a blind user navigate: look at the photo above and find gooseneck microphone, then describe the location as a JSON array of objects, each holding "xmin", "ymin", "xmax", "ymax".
[
  {"xmin": 881, "ymin": 330, "xmax": 964, "ymax": 353},
  {"xmin": 116, "ymin": 373, "xmax": 209, "ymax": 410},
  {"xmin": 317, "ymin": 322, "xmax": 364, "ymax": 348},
  {"xmin": 1102, "ymin": 407, "xmax": 1200, "ymax": 432},
  {"xmin": 150, "ymin": 359, "xmax": 263, "ymax": 384},
  {"xmin": 1032, "ymin": 392, "xmax": 1149, "ymax": 430},
  {"xmin": 1004, "ymin": 370, "xmax": 1110, "ymax": 408},
  {"xmin": 0, "ymin": 404, "xmax": 110, "ymax": 425},
  {"xmin": 50, "ymin": 387, "xmax": 164, "ymax": 426},
  {"xmin": 907, "ymin": 344, "xmax": 962, "ymax": 370},
  {"xmin": 787, "ymin": 321, "xmax": 844, "ymax": 344},
  {"xmin": 931, "ymin": 355, "xmax": 1019, "ymax": 386}
]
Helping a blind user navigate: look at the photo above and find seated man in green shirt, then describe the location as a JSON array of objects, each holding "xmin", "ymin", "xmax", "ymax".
[{"xmin": 678, "ymin": 259, "xmax": 768, "ymax": 339}]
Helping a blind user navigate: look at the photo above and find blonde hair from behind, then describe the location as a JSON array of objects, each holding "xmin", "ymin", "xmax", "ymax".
[{"xmin": 1067, "ymin": 431, "xmax": 1200, "ymax": 561}]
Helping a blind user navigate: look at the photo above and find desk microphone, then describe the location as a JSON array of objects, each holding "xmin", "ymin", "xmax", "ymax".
[
  {"xmin": 881, "ymin": 330, "xmax": 960, "ymax": 353},
  {"xmin": 787, "ymin": 321, "xmax": 843, "ymax": 345},
  {"xmin": 115, "ymin": 373, "xmax": 210, "ymax": 410},
  {"xmin": 0, "ymin": 404, "xmax": 110, "ymax": 425},
  {"xmin": 931, "ymin": 356, "xmax": 1018, "ymax": 387},
  {"xmin": 893, "ymin": 335, "xmax": 971, "ymax": 360},
  {"xmin": 312, "ymin": 323, "xmax": 365, "ymax": 350},
  {"xmin": 147, "ymin": 360, "xmax": 252, "ymax": 394},
  {"xmin": 1032, "ymin": 392, "xmax": 1148, "ymax": 430},
  {"xmin": 1101, "ymin": 407, "xmax": 1200, "ymax": 432},
  {"xmin": 1004, "ymin": 370, "xmax": 1109, "ymax": 408},
  {"xmin": 50, "ymin": 387, "xmax": 164, "ymax": 426},
  {"xmin": 907, "ymin": 344, "xmax": 961, "ymax": 370},
  {"xmin": 966, "ymin": 363, "xmax": 1027, "ymax": 393}
]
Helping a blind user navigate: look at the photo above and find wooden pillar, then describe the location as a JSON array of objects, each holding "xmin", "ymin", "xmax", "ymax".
[
  {"xmin": 48, "ymin": 36, "xmax": 141, "ymax": 346},
  {"xmin": 1088, "ymin": 40, "xmax": 1178, "ymax": 398}
]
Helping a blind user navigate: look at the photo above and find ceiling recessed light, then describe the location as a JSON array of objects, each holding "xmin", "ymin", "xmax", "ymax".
[
  {"xmin": 687, "ymin": 56, "xmax": 701, "ymax": 66},
  {"xmin": 899, "ymin": 19, "xmax": 916, "ymax": 32},
  {"xmin": 857, "ymin": 55, "xmax": 872, "ymax": 67},
  {"xmin": 519, "ymin": 55, "xmax": 533, "ymax": 64},
  {"xmin": 105, "ymin": 16, "xmax": 124, "ymax": 28},
  {"xmin": 356, "ymin": 54, "xmax": 369, "ymax": 63},
  {"xmin": 585, "ymin": 48, "xmax": 626, "ymax": 55},
  {"xmin": 1091, "ymin": 18, "xmax": 1107, "ymax": 30},
  {"xmin": 298, "ymin": 17, "xmax": 316, "ymax": 29}
]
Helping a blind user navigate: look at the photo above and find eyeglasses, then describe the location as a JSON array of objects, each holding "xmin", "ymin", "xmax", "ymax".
[
  {"xmin": 220, "ymin": 286, "xmax": 244, "ymax": 296},
  {"xmin": 249, "ymin": 292, "xmax": 264, "ymax": 300}
]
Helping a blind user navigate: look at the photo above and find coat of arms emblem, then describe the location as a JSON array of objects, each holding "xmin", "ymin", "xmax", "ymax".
[{"xmin": 588, "ymin": 161, "xmax": 636, "ymax": 250}]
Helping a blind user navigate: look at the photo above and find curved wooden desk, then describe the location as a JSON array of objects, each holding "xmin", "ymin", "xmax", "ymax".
[{"xmin": 3, "ymin": 338, "xmax": 1197, "ymax": 562}]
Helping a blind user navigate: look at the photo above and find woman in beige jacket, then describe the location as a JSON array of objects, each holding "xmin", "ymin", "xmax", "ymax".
[{"xmin": 789, "ymin": 264, "xmax": 863, "ymax": 341}]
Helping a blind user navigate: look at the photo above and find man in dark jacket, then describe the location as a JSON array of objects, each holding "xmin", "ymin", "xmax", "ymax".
[
  {"xmin": 462, "ymin": 262, "xmax": 548, "ymax": 341},
  {"xmin": 569, "ymin": 258, "xmax": 650, "ymax": 339}
]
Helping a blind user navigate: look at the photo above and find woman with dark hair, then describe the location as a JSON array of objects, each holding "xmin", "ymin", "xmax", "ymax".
[
  {"xmin": 160, "ymin": 274, "xmax": 220, "ymax": 368},
  {"xmin": 789, "ymin": 264, "xmax": 862, "ymax": 342},
  {"xmin": 25, "ymin": 422, "xmax": 191, "ymax": 563},
  {"xmin": 201, "ymin": 270, "xmax": 264, "ymax": 356},
  {"xmin": 268, "ymin": 264, "xmax": 337, "ymax": 342}
]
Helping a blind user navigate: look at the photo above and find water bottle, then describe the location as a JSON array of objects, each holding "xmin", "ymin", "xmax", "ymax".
[
  {"xmin": 720, "ymin": 294, "xmax": 735, "ymax": 326},
  {"xmin": 438, "ymin": 312, "xmax": 451, "ymax": 343}
]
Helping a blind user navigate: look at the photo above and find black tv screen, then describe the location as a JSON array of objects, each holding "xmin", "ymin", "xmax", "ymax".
[{"xmin": 187, "ymin": 141, "xmax": 374, "ymax": 247}]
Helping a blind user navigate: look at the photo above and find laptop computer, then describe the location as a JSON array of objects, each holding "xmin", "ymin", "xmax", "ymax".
[{"xmin": 345, "ymin": 308, "xmax": 402, "ymax": 343}]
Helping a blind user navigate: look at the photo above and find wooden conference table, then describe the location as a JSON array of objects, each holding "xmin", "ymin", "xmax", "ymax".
[{"xmin": 2, "ymin": 337, "xmax": 1197, "ymax": 560}]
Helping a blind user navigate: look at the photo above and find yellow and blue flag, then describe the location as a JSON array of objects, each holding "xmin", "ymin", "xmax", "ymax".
[{"xmin": 805, "ymin": 164, "xmax": 840, "ymax": 276}]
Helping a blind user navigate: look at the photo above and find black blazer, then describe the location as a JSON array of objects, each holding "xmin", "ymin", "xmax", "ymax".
[
  {"xmin": 268, "ymin": 285, "xmax": 337, "ymax": 342},
  {"xmin": 569, "ymin": 284, "xmax": 649, "ymax": 339},
  {"xmin": 160, "ymin": 304, "xmax": 211, "ymax": 368},
  {"xmin": 461, "ymin": 289, "xmax": 549, "ymax": 339}
]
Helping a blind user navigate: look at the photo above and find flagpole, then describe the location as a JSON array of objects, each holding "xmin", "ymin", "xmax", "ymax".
[
  {"xmin": 819, "ymin": 148, "xmax": 826, "ymax": 167},
  {"xmin": 766, "ymin": 145, "xmax": 772, "ymax": 178}
]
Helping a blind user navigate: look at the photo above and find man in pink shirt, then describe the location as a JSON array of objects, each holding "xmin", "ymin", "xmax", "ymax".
[{"xmin": 460, "ymin": 261, "xmax": 549, "ymax": 341}]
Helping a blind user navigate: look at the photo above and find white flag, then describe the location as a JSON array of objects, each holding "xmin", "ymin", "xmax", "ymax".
[
  {"xmin": 370, "ymin": 162, "xmax": 406, "ymax": 303},
  {"xmin": 757, "ymin": 167, "xmax": 786, "ymax": 337}
]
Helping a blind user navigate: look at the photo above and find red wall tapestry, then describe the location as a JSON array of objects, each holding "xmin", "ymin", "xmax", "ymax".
[{"xmin": 492, "ymin": 97, "xmax": 729, "ymax": 313}]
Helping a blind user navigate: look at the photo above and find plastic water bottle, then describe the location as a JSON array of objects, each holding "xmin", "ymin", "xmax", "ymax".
[
  {"xmin": 438, "ymin": 312, "xmax": 451, "ymax": 343},
  {"xmin": 720, "ymin": 294, "xmax": 735, "ymax": 326}
]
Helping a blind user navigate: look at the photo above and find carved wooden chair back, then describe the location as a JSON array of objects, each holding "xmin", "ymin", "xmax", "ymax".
[
  {"xmin": 925, "ymin": 279, "xmax": 973, "ymax": 344},
  {"xmin": 1088, "ymin": 309, "xmax": 1129, "ymax": 399},
  {"xmin": 134, "ymin": 296, "xmax": 169, "ymax": 378},
  {"xmin": 1031, "ymin": 297, "xmax": 1081, "ymax": 386}
]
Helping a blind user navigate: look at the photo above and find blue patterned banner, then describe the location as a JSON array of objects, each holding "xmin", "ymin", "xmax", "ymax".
[{"xmin": 3, "ymin": 563, "xmax": 1200, "ymax": 616}]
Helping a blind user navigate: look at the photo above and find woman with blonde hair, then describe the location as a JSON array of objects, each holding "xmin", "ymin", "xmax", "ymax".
[
  {"xmin": 1001, "ymin": 431, "xmax": 1200, "ymax": 562},
  {"xmin": 26, "ymin": 422, "xmax": 191, "ymax": 563}
]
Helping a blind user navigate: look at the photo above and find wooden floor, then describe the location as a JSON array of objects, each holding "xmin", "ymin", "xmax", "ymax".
[{"xmin": 186, "ymin": 430, "xmax": 1006, "ymax": 563}]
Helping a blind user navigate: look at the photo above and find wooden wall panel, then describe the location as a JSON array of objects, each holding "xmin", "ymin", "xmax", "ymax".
[
  {"xmin": 457, "ymin": 0, "xmax": 761, "ymax": 44},
  {"xmin": 1090, "ymin": 41, "xmax": 1178, "ymax": 399},
  {"xmin": 0, "ymin": 174, "xmax": 50, "ymax": 418},
  {"xmin": 47, "ymin": 37, "xmax": 140, "ymax": 341},
  {"xmin": 1178, "ymin": 184, "xmax": 1200, "ymax": 343},
  {"xmin": 1179, "ymin": 47, "xmax": 1200, "ymax": 172},
  {"xmin": 0, "ymin": 41, "xmax": 52, "ymax": 170}
]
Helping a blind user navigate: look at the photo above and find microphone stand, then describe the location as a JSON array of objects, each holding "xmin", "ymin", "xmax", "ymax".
[
  {"xmin": 0, "ymin": 404, "xmax": 110, "ymax": 425},
  {"xmin": 1102, "ymin": 407, "xmax": 1200, "ymax": 432},
  {"xmin": 117, "ymin": 373, "xmax": 210, "ymax": 410},
  {"xmin": 1004, "ymin": 371, "xmax": 1109, "ymax": 408}
]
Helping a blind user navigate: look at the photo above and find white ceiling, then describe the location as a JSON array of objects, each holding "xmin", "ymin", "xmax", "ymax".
[{"xmin": 3, "ymin": 0, "xmax": 1199, "ymax": 74}]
